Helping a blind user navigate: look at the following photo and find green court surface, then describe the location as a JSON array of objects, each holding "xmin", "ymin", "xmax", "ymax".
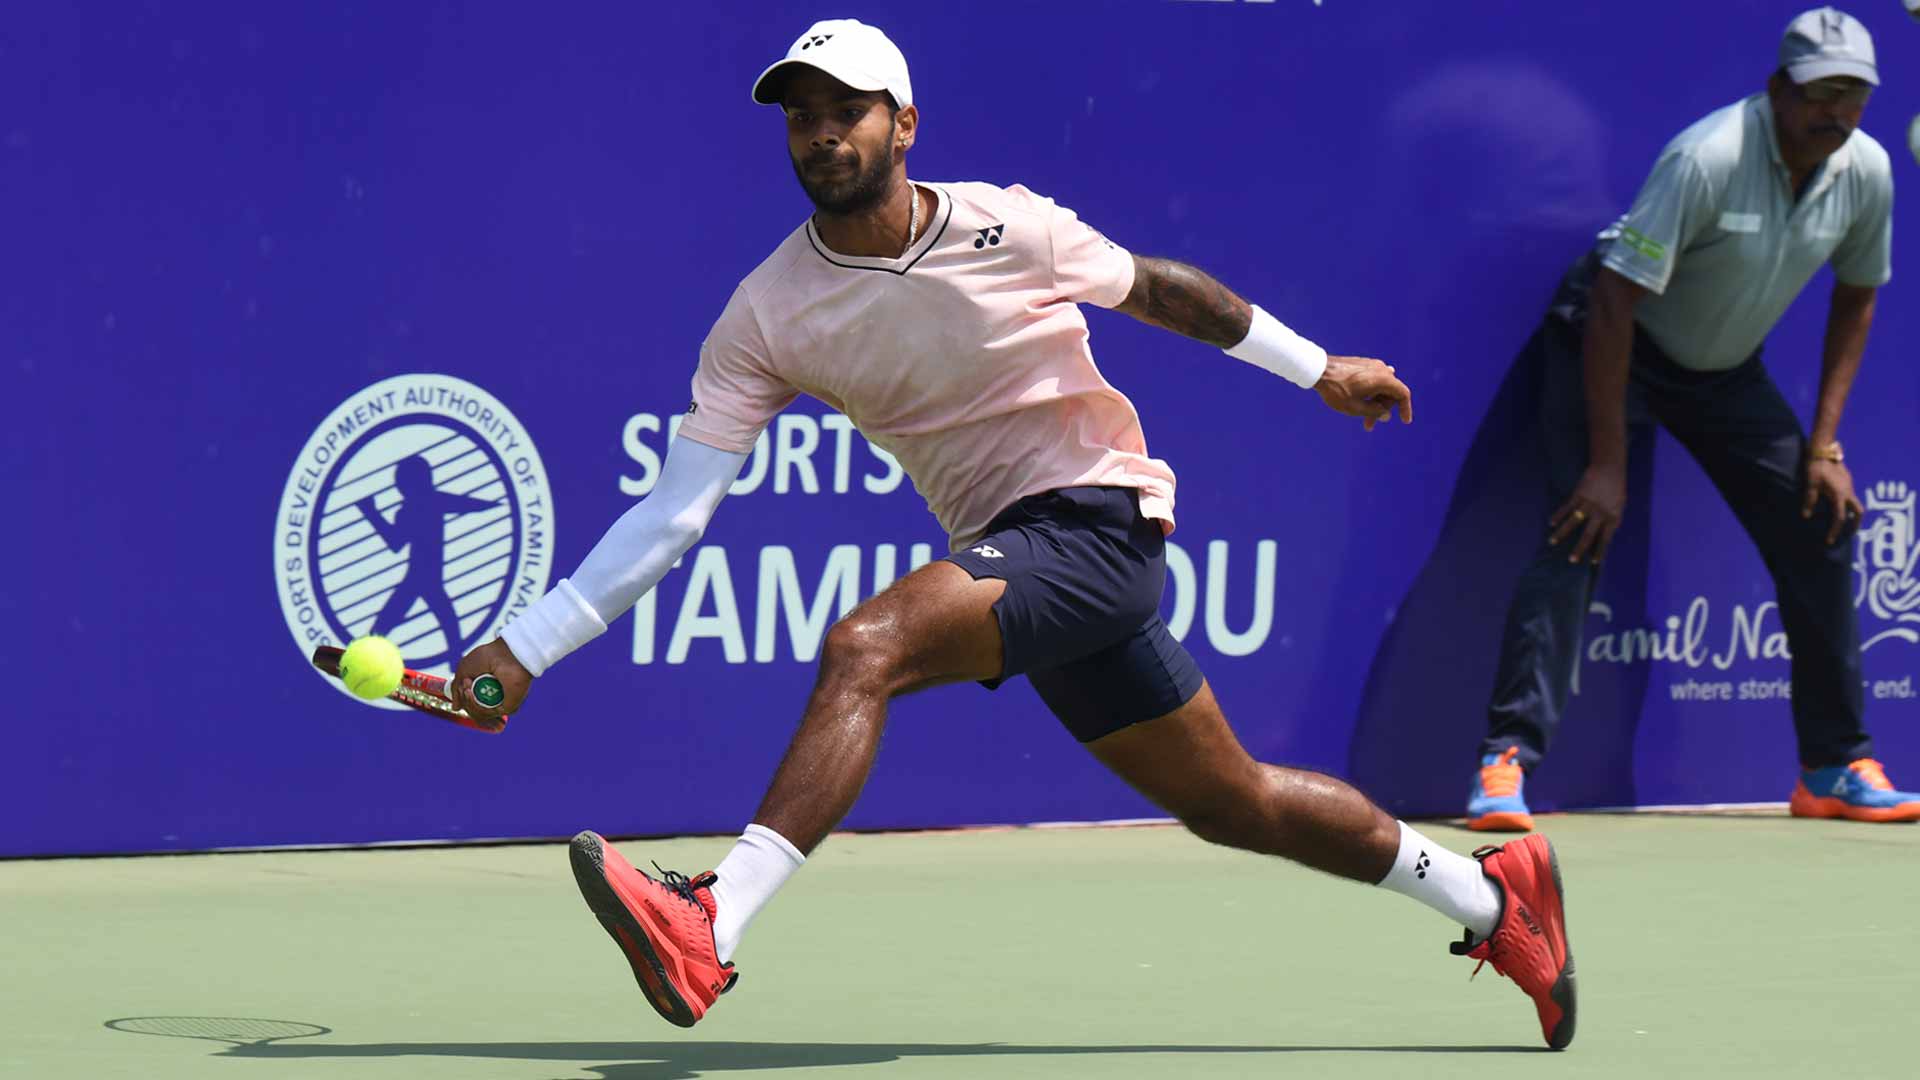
[{"xmin": 4, "ymin": 814, "xmax": 1916, "ymax": 1079}]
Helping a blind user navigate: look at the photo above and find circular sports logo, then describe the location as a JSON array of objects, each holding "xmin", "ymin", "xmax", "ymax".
[{"xmin": 275, "ymin": 375, "xmax": 554, "ymax": 705}]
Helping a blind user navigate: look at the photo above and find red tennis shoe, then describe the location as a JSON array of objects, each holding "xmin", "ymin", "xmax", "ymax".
[
  {"xmin": 569, "ymin": 830, "xmax": 737, "ymax": 1027},
  {"xmin": 1451, "ymin": 834, "xmax": 1576, "ymax": 1050}
]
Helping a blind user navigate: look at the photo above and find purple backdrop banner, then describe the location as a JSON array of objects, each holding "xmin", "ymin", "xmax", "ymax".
[{"xmin": 8, "ymin": 1, "xmax": 1919, "ymax": 856}]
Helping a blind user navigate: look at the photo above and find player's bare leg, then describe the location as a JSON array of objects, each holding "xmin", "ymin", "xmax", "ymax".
[
  {"xmin": 1088, "ymin": 687, "xmax": 1575, "ymax": 1049},
  {"xmin": 752, "ymin": 559, "xmax": 1006, "ymax": 852},
  {"xmin": 1087, "ymin": 683, "xmax": 1401, "ymax": 879},
  {"xmin": 568, "ymin": 559, "xmax": 1007, "ymax": 1027}
]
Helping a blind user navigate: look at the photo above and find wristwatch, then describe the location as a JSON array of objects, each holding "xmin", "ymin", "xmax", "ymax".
[{"xmin": 1811, "ymin": 441, "xmax": 1844, "ymax": 464}]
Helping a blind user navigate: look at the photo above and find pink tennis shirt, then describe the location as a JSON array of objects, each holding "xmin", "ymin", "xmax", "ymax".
[{"xmin": 678, "ymin": 181, "xmax": 1178, "ymax": 549}]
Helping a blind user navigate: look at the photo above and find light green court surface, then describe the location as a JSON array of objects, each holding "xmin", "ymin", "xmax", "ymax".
[{"xmin": 4, "ymin": 815, "xmax": 1917, "ymax": 1080}]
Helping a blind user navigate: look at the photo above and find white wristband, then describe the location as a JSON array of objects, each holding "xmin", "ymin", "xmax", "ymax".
[
  {"xmin": 1225, "ymin": 305, "xmax": 1328, "ymax": 389},
  {"xmin": 498, "ymin": 578, "xmax": 607, "ymax": 677}
]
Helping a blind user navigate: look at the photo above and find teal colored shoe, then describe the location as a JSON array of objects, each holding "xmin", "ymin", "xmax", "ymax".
[
  {"xmin": 1790, "ymin": 759, "xmax": 1920, "ymax": 823},
  {"xmin": 1468, "ymin": 747, "xmax": 1534, "ymax": 832}
]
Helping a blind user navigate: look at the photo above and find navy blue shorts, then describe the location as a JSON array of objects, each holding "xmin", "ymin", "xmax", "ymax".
[{"xmin": 944, "ymin": 486, "xmax": 1205, "ymax": 742}]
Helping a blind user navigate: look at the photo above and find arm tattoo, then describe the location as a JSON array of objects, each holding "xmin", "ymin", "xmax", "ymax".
[{"xmin": 1115, "ymin": 255, "xmax": 1253, "ymax": 348}]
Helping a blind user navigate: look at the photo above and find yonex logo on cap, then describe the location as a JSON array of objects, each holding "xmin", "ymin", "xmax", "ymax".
[{"xmin": 752, "ymin": 20, "xmax": 914, "ymax": 109}]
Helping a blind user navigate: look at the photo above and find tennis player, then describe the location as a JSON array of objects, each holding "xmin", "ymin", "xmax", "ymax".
[{"xmin": 452, "ymin": 19, "xmax": 1575, "ymax": 1050}]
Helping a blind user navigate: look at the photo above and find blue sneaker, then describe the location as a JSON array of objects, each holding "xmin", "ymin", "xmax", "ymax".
[
  {"xmin": 1790, "ymin": 759, "xmax": 1920, "ymax": 823},
  {"xmin": 1468, "ymin": 747, "xmax": 1534, "ymax": 832}
]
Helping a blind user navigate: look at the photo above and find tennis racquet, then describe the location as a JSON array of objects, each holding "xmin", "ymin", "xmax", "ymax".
[{"xmin": 310, "ymin": 645, "xmax": 507, "ymax": 733}]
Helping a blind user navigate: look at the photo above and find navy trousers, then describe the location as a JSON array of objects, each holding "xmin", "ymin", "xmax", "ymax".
[{"xmin": 1480, "ymin": 316, "xmax": 1870, "ymax": 771}]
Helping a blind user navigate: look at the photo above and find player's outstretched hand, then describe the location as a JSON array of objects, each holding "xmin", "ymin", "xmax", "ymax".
[
  {"xmin": 449, "ymin": 637, "xmax": 531, "ymax": 727},
  {"xmin": 1313, "ymin": 355, "xmax": 1413, "ymax": 431}
]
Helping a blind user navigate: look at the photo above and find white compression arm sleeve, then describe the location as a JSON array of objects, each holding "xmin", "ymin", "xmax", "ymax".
[{"xmin": 499, "ymin": 436, "xmax": 747, "ymax": 676}]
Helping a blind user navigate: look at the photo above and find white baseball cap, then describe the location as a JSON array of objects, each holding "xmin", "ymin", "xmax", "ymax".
[
  {"xmin": 1779, "ymin": 6, "xmax": 1878, "ymax": 86},
  {"xmin": 751, "ymin": 19, "xmax": 913, "ymax": 109}
]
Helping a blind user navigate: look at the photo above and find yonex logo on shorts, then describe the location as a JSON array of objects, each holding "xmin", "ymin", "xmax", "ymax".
[{"xmin": 274, "ymin": 374, "xmax": 556, "ymax": 707}]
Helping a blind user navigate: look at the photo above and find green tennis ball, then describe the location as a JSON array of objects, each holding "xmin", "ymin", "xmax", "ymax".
[{"xmin": 338, "ymin": 636, "xmax": 405, "ymax": 700}]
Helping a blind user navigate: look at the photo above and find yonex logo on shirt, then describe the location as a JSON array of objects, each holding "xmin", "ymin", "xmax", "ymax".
[
  {"xmin": 969, "ymin": 544, "xmax": 1004, "ymax": 559},
  {"xmin": 684, "ymin": 182, "xmax": 1175, "ymax": 549}
]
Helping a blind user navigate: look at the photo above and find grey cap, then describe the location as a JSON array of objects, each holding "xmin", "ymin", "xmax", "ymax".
[{"xmin": 1780, "ymin": 7, "xmax": 1878, "ymax": 86}]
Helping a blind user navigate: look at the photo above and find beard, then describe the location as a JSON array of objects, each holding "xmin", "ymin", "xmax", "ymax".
[{"xmin": 790, "ymin": 126, "xmax": 898, "ymax": 216}]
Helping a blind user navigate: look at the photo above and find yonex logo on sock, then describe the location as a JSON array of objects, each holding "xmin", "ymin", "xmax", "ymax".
[
  {"xmin": 974, "ymin": 225, "xmax": 1005, "ymax": 249},
  {"xmin": 1415, "ymin": 852, "xmax": 1431, "ymax": 879}
]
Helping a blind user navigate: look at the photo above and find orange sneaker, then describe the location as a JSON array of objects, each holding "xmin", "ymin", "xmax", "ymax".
[
  {"xmin": 569, "ymin": 830, "xmax": 737, "ymax": 1027},
  {"xmin": 1789, "ymin": 759, "xmax": 1920, "ymax": 823},
  {"xmin": 1451, "ymin": 834, "xmax": 1576, "ymax": 1050},
  {"xmin": 1467, "ymin": 747, "xmax": 1534, "ymax": 832}
]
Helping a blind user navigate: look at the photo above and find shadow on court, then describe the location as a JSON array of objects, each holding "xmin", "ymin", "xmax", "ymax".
[
  {"xmin": 1346, "ymin": 328, "xmax": 1659, "ymax": 818},
  {"xmin": 107, "ymin": 1019, "xmax": 1543, "ymax": 1078}
]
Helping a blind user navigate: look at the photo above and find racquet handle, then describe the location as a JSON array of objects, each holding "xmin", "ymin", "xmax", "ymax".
[{"xmin": 470, "ymin": 673, "xmax": 506, "ymax": 710}]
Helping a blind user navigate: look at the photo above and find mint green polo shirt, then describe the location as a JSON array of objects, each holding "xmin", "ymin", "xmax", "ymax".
[{"xmin": 1598, "ymin": 94, "xmax": 1893, "ymax": 371}]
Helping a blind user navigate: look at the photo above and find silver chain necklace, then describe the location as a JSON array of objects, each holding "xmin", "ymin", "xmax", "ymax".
[
  {"xmin": 904, "ymin": 183, "xmax": 920, "ymax": 255},
  {"xmin": 811, "ymin": 184, "xmax": 920, "ymax": 257}
]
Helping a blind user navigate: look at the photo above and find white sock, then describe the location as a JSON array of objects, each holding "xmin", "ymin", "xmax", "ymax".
[
  {"xmin": 1375, "ymin": 821, "xmax": 1501, "ymax": 943},
  {"xmin": 707, "ymin": 823, "xmax": 805, "ymax": 964}
]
